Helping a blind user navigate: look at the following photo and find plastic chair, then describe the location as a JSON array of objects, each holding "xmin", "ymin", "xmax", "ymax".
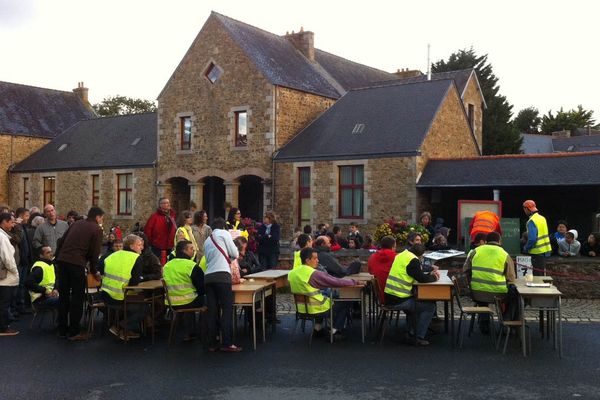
[
  {"xmin": 291, "ymin": 294, "xmax": 332, "ymax": 347},
  {"xmin": 452, "ymin": 276, "xmax": 496, "ymax": 348},
  {"xmin": 162, "ymin": 279, "xmax": 207, "ymax": 346},
  {"xmin": 494, "ymin": 296, "xmax": 530, "ymax": 355}
]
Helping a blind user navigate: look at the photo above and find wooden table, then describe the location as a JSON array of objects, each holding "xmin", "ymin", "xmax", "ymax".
[
  {"xmin": 515, "ymin": 279, "xmax": 563, "ymax": 358},
  {"xmin": 333, "ymin": 283, "xmax": 367, "ymax": 343},
  {"xmin": 123, "ymin": 280, "xmax": 164, "ymax": 344},
  {"xmin": 347, "ymin": 273, "xmax": 375, "ymax": 328},
  {"xmin": 414, "ymin": 270, "xmax": 454, "ymax": 346},
  {"xmin": 245, "ymin": 270, "xmax": 289, "ymax": 333},
  {"xmin": 232, "ymin": 281, "xmax": 274, "ymax": 350}
]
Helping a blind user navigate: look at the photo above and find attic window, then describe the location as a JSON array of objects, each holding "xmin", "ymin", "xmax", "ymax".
[
  {"xmin": 131, "ymin": 137, "xmax": 141, "ymax": 146},
  {"xmin": 205, "ymin": 62, "xmax": 223, "ymax": 84},
  {"xmin": 57, "ymin": 144, "xmax": 68, "ymax": 152},
  {"xmin": 352, "ymin": 123, "xmax": 365, "ymax": 134}
]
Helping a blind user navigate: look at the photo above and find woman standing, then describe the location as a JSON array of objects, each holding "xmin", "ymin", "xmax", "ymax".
[
  {"xmin": 174, "ymin": 211, "xmax": 199, "ymax": 259},
  {"xmin": 256, "ymin": 211, "xmax": 280, "ymax": 269},
  {"xmin": 204, "ymin": 218, "xmax": 241, "ymax": 352},
  {"xmin": 192, "ymin": 210, "xmax": 212, "ymax": 262},
  {"xmin": 226, "ymin": 207, "xmax": 248, "ymax": 239}
]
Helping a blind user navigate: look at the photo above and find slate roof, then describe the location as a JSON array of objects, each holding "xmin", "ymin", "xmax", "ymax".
[
  {"xmin": 0, "ymin": 81, "xmax": 94, "ymax": 138},
  {"xmin": 417, "ymin": 151, "xmax": 600, "ymax": 188},
  {"xmin": 210, "ymin": 12, "xmax": 396, "ymax": 98},
  {"xmin": 370, "ymin": 69, "xmax": 476, "ymax": 97},
  {"xmin": 520, "ymin": 133, "xmax": 554, "ymax": 153},
  {"xmin": 12, "ymin": 113, "xmax": 157, "ymax": 172},
  {"xmin": 552, "ymin": 135, "xmax": 600, "ymax": 152},
  {"xmin": 274, "ymin": 79, "xmax": 456, "ymax": 162}
]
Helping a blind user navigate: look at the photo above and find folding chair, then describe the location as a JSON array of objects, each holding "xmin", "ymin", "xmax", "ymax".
[
  {"xmin": 494, "ymin": 296, "xmax": 530, "ymax": 355},
  {"xmin": 371, "ymin": 277, "xmax": 414, "ymax": 344},
  {"xmin": 291, "ymin": 294, "xmax": 332, "ymax": 347},
  {"xmin": 162, "ymin": 279, "xmax": 207, "ymax": 346},
  {"xmin": 452, "ymin": 276, "xmax": 496, "ymax": 349}
]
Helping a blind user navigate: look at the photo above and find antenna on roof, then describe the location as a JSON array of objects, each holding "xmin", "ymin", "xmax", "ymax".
[{"xmin": 426, "ymin": 44, "xmax": 431, "ymax": 81}]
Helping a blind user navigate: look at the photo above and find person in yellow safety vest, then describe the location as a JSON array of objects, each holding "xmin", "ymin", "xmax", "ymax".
[
  {"xmin": 163, "ymin": 240, "xmax": 206, "ymax": 341},
  {"xmin": 173, "ymin": 210, "xmax": 199, "ymax": 260},
  {"xmin": 463, "ymin": 231, "xmax": 518, "ymax": 333},
  {"xmin": 226, "ymin": 207, "xmax": 249, "ymax": 239},
  {"xmin": 293, "ymin": 234, "xmax": 313, "ymax": 269},
  {"xmin": 288, "ymin": 247, "xmax": 360, "ymax": 342},
  {"xmin": 384, "ymin": 244, "xmax": 439, "ymax": 346},
  {"xmin": 522, "ymin": 199, "xmax": 552, "ymax": 276},
  {"xmin": 25, "ymin": 246, "xmax": 59, "ymax": 309},
  {"xmin": 100, "ymin": 234, "xmax": 147, "ymax": 341}
]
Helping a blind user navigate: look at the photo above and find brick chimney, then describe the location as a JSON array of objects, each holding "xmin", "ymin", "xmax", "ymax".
[
  {"xmin": 72, "ymin": 82, "xmax": 91, "ymax": 109},
  {"xmin": 285, "ymin": 27, "xmax": 315, "ymax": 62},
  {"xmin": 394, "ymin": 68, "xmax": 423, "ymax": 79}
]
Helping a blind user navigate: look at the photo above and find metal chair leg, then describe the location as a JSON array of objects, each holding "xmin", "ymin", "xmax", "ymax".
[
  {"xmin": 468, "ymin": 314, "xmax": 476, "ymax": 337},
  {"xmin": 168, "ymin": 313, "xmax": 178, "ymax": 346},
  {"xmin": 502, "ymin": 327, "xmax": 510, "ymax": 355},
  {"xmin": 379, "ymin": 310, "xmax": 389, "ymax": 344}
]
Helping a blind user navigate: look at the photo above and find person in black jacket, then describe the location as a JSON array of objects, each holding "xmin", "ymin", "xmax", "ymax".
[
  {"xmin": 256, "ymin": 211, "xmax": 280, "ymax": 269},
  {"xmin": 234, "ymin": 236, "xmax": 262, "ymax": 277},
  {"xmin": 314, "ymin": 236, "xmax": 361, "ymax": 278}
]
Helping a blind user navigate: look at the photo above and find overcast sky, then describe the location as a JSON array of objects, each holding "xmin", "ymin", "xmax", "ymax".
[{"xmin": 1, "ymin": 0, "xmax": 598, "ymax": 122}]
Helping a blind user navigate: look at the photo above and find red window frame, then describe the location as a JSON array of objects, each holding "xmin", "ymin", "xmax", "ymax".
[
  {"xmin": 298, "ymin": 167, "xmax": 311, "ymax": 226},
  {"xmin": 43, "ymin": 177, "xmax": 55, "ymax": 205},
  {"xmin": 91, "ymin": 174, "xmax": 100, "ymax": 206},
  {"xmin": 23, "ymin": 177, "xmax": 30, "ymax": 208},
  {"xmin": 235, "ymin": 111, "xmax": 247, "ymax": 147},
  {"xmin": 180, "ymin": 116, "xmax": 191, "ymax": 150},
  {"xmin": 116, "ymin": 173, "xmax": 133, "ymax": 216},
  {"xmin": 338, "ymin": 165, "xmax": 364, "ymax": 219}
]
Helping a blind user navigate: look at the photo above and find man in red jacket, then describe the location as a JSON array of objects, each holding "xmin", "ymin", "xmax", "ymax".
[
  {"xmin": 144, "ymin": 198, "xmax": 176, "ymax": 263},
  {"xmin": 367, "ymin": 236, "xmax": 396, "ymax": 302}
]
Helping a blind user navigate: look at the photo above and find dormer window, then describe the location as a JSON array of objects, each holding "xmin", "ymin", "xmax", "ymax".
[{"xmin": 205, "ymin": 62, "xmax": 223, "ymax": 84}]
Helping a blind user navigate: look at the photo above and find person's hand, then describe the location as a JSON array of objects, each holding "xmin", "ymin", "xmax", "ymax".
[
  {"xmin": 50, "ymin": 290, "xmax": 59, "ymax": 298},
  {"xmin": 432, "ymin": 271, "xmax": 441, "ymax": 280},
  {"xmin": 242, "ymin": 268, "xmax": 248, "ymax": 273},
  {"xmin": 94, "ymin": 272, "xmax": 101, "ymax": 282},
  {"xmin": 15, "ymin": 217, "xmax": 23, "ymax": 224},
  {"xmin": 590, "ymin": 251, "xmax": 596, "ymax": 257},
  {"xmin": 432, "ymin": 264, "xmax": 440, "ymax": 272}
]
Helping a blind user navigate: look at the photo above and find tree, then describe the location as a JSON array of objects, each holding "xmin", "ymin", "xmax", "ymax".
[
  {"xmin": 432, "ymin": 48, "xmax": 522, "ymax": 155},
  {"xmin": 514, "ymin": 107, "xmax": 541, "ymax": 134},
  {"xmin": 92, "ymin": 95, "xmax": 156, "ymax": 117},
  {"xmin": 540, "ymin": 105, "xmax": 596, "ymax": 134}
]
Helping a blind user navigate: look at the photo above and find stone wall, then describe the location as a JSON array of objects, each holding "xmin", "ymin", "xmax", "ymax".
[
  {"xmin": 461, "ymin": 75, "xmax": 484, "ymax": 153},
  {"xmin": 0, "ymin": 134, "xmax": 50, "ymax": 205},
  {"xmin": 9, "ymin": 167, "xmax": 155, "ymax": 233}
]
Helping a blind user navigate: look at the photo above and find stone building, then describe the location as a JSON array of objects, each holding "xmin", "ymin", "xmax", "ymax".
[
  {"xmin": 10, "ymin": 113, "xmax": 156, "ymax": 230},
  {"xmin": 0, "ymin": 81, "xmax": 94, "ymax": 205}
]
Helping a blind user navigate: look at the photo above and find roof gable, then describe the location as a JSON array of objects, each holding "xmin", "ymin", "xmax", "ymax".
[
  {"xmin": 0, "ymin": 81, "xmax": 95, "ymax": 138},
  {"xmin": 12, "ymin": 113, "xmax": 157, "ymax": 172},
  {"xmin": 274, "ymin": 80, "xmax": 454, "ymax": 162}
]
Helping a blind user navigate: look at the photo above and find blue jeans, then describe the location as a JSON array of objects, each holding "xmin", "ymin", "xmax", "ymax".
[
  {"xmin": 34, "ymin": 296, "xmax": 60, "ymax": 309},
  {"xmin": 385, "ymin": 294, "xmax": 436, "ymax": 339}
]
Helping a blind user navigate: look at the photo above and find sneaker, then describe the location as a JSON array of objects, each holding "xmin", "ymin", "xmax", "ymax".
[
  {"xmin": 414, "ymin": 337, "xmax": 430, "ymax": 347},
  {"xmin": 118, "ymin": 330, "xmax": 141, "ymax": 340},
  {"xmin": 219, "ymin": 344, "xmax": 242, "ymax": 352},
  {"xmin": 67, "ymin": 333, "xmax": 90, "ymax": 341},
  {"xmin": 0, "ymin": 328, "xmax": 20, "ymax": 336},
  {"xmin": 109, "ymin": 325, "xmax": 120, "ymax": 337}
]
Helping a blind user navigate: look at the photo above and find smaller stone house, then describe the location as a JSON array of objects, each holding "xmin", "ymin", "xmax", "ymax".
[
  {"xmin": 0, "ymin": 81, "xmax": 94, "ymax": 205},
  {"xmin": 9, "ymin": 113, "xmax": 157, "ymax": 230},
  {"xmin": 274, "ymin": 79, "xmax": 480, "ymax": 237}
]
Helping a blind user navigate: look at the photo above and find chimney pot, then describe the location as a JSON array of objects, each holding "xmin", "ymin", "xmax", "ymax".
[
  {"xmin": 73, "ymin": 82, "xmax": 91, "ymax": 110},
  {"xmin": 285, "ymin": 28, "xmax": 315, "ymax": 62}
]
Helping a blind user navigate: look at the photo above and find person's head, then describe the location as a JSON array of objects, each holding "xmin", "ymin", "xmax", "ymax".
[
  {"xmin": 473, "ymin": 232, "xmax": 487, "ymax": 247},
  {"xmin": 433, "ymin": 234, "xmax": 448, "ymax": 247},
  {"xmin": 297, "ymin": 233, "xmax": 313, "ymax": 249},
  {"xmin": 332, "ymin": 225, "xmax": 341, "ymax": 235},
  {"xmin": 87, "ymin": 207, "xmax": 104, "ymax": 225},
  {"xmin": 234, "ymin": 236, "xmax": 248, "ymax": 253},
  {"xmin": 486, "ymin": 231, "xmax": 501, "ymax": 244},
  {"xmin": 44, "ymin": 204, "xmax": 56, "ymax": 222},
  {"xmin": 263, "ymin": 211, "xmax": 276, "ymax": 225},
  {"xmin": 112, "ymin": 239, "xmax": 124, "ymax": 252},
  {"xmin": 438, "ymin": 227, "xmax": 450, "ymax": 239},
  {"xmin": 420, "ymin": 211, "xmax": 432, "ymax": 226},
  {"xmin": 66, "ymin": 210, "xmax": 79, "ymax": 225},
  {"xmin": 556, "ymin": 220, "xmax": 568, "ymax": 234},
  {"xmin": 158, "ymin": 197, "xmax": 171, "ymax": 213},
  {"xmin": 407, "ymin": 231, "xmax": 423, "ymax": 246},
  {"xmin": 38, "ymin": 245, "xmax": 53, "ymax": 262},
  {"xmin": 349, "ymin": 222, "xmax": 359, "ymax": 234},
  {"xmin": 175, "ymin": 240, "xmax": 195, "ymax": 259},
  {"xmin": 300, "ymin": 247, "xmax": 318, "ymax": 268},
  {"xmin": 565, "ymin": 229, "xmax": 578, "ymax": 244},
  {"xmin": 0, "ymin": 213, "xmax": 14, "ymax": 231},
  {"xmin": 363, "ymin": 234, "xmax": 374, "ymax": 247},
  {"xmin": 314, "ymin": 235, "xmax": 330, "ymax": 248},
  {"xmin": 588, "ymin": 233, "xmax": 599, "ymax": 245},
  {"xmin": 193, "ymin": 210, "xmax": 209, "ymax": 226},
  {"xmin": 380, "ymin": 235, "xmax": 396, "ymax": 250},
  {"xmin": 227, "ymin": 207, "xmax": 241, "ymax": 223},
  {"xmin": 107, "ymin": 232, "xmax": 117, "ymax": 242},
  {"xmin": 317, "ymin": 223, "xmax": 326, "ymax": 233},
  {"xmin": 347, "ymin": 237, "xmax": 357, "ymax": 249},
  {"xmin": 124, "ymin": 234, "xmax": 143, "ymax": 254},
  {"xmin": 177, "ymin": 210, "xmax": 193, "ymax": 227},
  {"xmin": 15, "ymin": 207, "xmax": 29, "ymax": 224},
  {"xmin": 408, "ymin": 243, "xmax": 426, "ymax": 257},
  {"xmin": 29, "ymin": 206, "xmax": 40, "ymax": 215},
  {"xmin": 522, "ymin": 199, "xmax": 538, "ymax": 216},
  {"xmin": 303, "ymin": 225, "xmax": 312, "ymax": 234},
  {"xmin": 211, "ymin": 217, "xmax": 227, "ymax": 230},
  {"xmin": 31, "ymin": 215, "xmax": 45, "ymax": 228}
]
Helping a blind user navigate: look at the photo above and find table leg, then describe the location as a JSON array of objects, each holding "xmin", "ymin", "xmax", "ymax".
[
  {"xmin": 519, "ymin": 295, "xmax": 527, "ymax": 357},
  {"xmin": 558, "ymin": 296, "xmax": 563, "ymax": 358},
  {"xmin": 444, "ymin": 300, "xmax": 449, "ymax": 333},
  {"xmin": 252, "ymin": 295, "xmax": 257, "ymax": 351},
  {"xmin": 361, "ymin": 291, "xmax": 365, "ymax": 344},
  {"xmin": 151, "ymin": 289, "xmax": 156, "ymax": 345},
  {"xmin": 271, "ymin": 283, "xmax": 276, "ymax": 335},
  {"xmin": 450, "ymin": 299, "xmax": 455, "ymax": 349},
  {"xmin": 123, "ymin": 294, "xmax": 128, "ymax": 343},
  {"xmin": 262, "ymin": 289, "xmax": 266, "ymax": 343}
]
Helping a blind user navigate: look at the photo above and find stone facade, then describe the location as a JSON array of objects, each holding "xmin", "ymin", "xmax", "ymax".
[
  {"xmin": 9, "ymin": 167, "xmax": 155, "ymax": 232},
  {"xmin": 0, "ymin": 134, "xmax": 49, "ymax": 205}
]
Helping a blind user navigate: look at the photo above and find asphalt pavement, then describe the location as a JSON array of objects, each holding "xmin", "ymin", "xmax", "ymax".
[{"xmin": 3, "ymin": 312, "xmax": 600, "ymax": 400}]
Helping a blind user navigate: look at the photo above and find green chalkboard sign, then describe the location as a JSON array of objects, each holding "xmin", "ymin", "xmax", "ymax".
[{"xmin": 462, "ymin": 217, "xmax": 521, "ymax": 255}]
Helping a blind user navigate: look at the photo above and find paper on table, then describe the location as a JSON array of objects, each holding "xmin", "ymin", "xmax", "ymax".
[{"xmin": 424, "ymin": 249, "xmax": 465, "ymax": 261}]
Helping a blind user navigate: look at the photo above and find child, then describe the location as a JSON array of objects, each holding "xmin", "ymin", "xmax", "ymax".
[{"xmin": 558, "ymin": 229, "xmax": 581, "ymax": 257}]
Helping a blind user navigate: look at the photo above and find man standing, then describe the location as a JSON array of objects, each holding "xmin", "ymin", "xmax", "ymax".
[
  {"xmin": 55, "ymin": 207, "xmax": 104, "ymax": 340},
  {"xmin": 144, "ymin": 197, "xmax": 176, "ymax": 263},
  {"xmin": 14, "ymin": 208, "xmax": 32, "ymax": 314},
  {"xmin": 469, "ymin": 210, "xmax": 502, "ymax": 245},
  {"xmin": 0, "ymin": 213, "xmax": 19, "ymax": 336},
  {"xmin": 522, "ymin": 200, "xmax": 551, "ymax": 276},
  {"xmin": 463, "ymin": 232, "xmax": 518, "ymax": 333},
  {"xmin": 32, "ymin": 204, "xmax": 69, "ymax": 254}
]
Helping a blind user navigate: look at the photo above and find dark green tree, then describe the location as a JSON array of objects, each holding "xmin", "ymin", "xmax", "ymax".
[
  {"xmin": 514, "ymin": 107, "xmax": 541, "ymax": 134},
  {"xmin": 432, "ymin": 48, "xmax": 522, "ymax": 154},
  {"xmin": 93, "ymin": 95, "xmax": 156, "ymax": 116},
  {"xmin": 540, "ymin": 105, "xmax": 596, "ymax": 134}
]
